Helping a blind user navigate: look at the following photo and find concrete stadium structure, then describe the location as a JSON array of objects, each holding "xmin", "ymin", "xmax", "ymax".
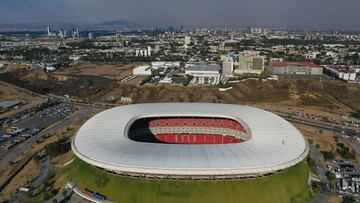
[{"xmin": 72, "ymin": 103, "xmax": 308, "ymax": 179}]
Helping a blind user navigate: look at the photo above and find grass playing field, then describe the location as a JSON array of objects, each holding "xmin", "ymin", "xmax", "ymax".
[{"xmin": 56, "ymin": 158, "xmax": 311, "ymax": 203}]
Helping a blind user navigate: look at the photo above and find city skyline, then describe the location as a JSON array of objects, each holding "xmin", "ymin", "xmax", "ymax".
[{"xmin": 0, "ymin": 0, "xmax": 360, "ymax": 28}]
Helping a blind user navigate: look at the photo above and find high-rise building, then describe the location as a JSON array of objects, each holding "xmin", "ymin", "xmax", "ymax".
[
  {"xmin": 238, "ymin": 51, "xmax": 254, "ymax": 70},
  {"xmin": 47, "ymin": 27, "xmax": 51, "ymax": 36},
  {"xmin": 252, "ymin": 57, "xmax": 265, "ymax": 71},
  {"xmin": 154, "ymin": 44, "xmax": 160, "ymax": 53},
  {"xmin": 222, "ymin": 56, "xmax": 234, "ymax": 76},
  {"xmin": 71, "ymin": 29, "xmax": 80, "ymax": 38},
  {"xmin": 88, "ymin": 32, "xmax": 94, "ymax": 40},
  {"xmin": 235, "ymin": 51, "xmax": 265, "ymax": 75},
  {"xmin": 147, "ymin": 46, "xmax": 152, "ymax": 56},
  {"xmin": 219, "ymin": 42, "xmax": 226, "ymax": 51},
  {"xmin": 59, "ymin": 30, "xmax": 64, "ymax": 38},
  {"xmin": 184, "ymin": 36, "xmax": 191, "ymax": 45}
]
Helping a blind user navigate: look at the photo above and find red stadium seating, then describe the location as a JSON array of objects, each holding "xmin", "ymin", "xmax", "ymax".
[
  {"xmin": 154, "ymin": 133, "xmax": 242, "ymax": 144},
  {"xmin": 131, "ymin": 117, "xmax": 246, "ymax": 144},
  {"xmin": 148, "ymin": 117, "xmax": 245, "ymax": 133}
]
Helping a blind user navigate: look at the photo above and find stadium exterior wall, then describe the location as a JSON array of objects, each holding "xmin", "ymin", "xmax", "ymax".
[{"xmin": 72, "ymin": 103, "xmax": 309, "ymax": 180}]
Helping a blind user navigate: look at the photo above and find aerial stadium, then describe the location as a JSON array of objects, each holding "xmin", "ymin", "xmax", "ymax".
[{"xmin": 72, "ymin": 103, "xmax": 309, "ymax": 179}]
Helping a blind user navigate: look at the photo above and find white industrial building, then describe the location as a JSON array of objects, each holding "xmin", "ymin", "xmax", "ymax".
[
  {"xmin": 133, "ymin": 65, "xmax": 153, "ymax": 76},
  {"xmin": 72, "ymin": 103, "xmax": 308, "ymax": 179},
  {"xmin": 185, "ymin": 64, "xmax": 221, "ymax": 77},
  {"xmin": 151, "ymin": 61, "xmax": 180, "ymax": 67},
  {"xmin": 133, "ymin": 65, "xmax": 169, "ymax": 76}
]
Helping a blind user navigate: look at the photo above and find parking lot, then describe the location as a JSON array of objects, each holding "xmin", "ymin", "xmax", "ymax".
[
  {"xmin": 0, "ymin": 103, "xmax": 77, "ymax": 150},
  {"xmin": 328, "ymin": 161, "xmax": 360, "ymax": 195},
  {"xmin": 10, "ymin": 103, "xmax": 76, "ymax": 129}
]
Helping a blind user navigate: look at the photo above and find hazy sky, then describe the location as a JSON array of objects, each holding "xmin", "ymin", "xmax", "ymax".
[{"xmin": 0, "ymin": 0, "xmax": 360, "ymax": 28}]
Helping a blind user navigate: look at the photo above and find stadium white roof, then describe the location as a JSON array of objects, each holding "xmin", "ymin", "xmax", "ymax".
[{"xmin": 72, "ymin": 103, "xmax": 308, "ymax": 178}]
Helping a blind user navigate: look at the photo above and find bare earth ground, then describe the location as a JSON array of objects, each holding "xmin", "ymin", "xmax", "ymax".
[
  {"xmin": 327, "ymin": 196, "xmax": 342, "ymax": 203},
  {"xmin": 51, "ymin": 150, "xmax": 75, "ymax": 166},
  {"xmin": 0, "ymin": 159, "xmax": 40, "ymax": 200},
  {"xmin": 297, "ymin": 125, "xmax": 337, "ymax": 152},
  {"xmin": 0, "ymin": 82, "xmax": 43, "ymax": 119},
  {"xmin": 104, "ymin": 79, "xmax": 359, "ymax": 117},
  {"xmin": 55, "ymin": 64, "xmax": 137, "ymax": 81},
  {"xmin": 297, "ymin": 125, "xmax": 358, "ymax": 163}
]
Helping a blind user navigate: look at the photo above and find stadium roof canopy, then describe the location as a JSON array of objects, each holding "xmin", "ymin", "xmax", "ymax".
[{"xmin": 72, "ymin": 103, "xmax": 308, "ymax": 178}]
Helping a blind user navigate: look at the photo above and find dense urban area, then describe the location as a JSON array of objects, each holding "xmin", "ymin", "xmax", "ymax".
[{"xmin": 0, "ymin": 24, "xmax": 359, "ymax": 203}]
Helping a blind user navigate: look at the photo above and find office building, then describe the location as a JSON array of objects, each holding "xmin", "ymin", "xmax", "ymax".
[
  {"xmin": 222, "ymin": 56, "xmax": 234, "ymax": 76},
  {"xmin": 235, "ymin": 51, "xmax": 265, "ymax": 75}
]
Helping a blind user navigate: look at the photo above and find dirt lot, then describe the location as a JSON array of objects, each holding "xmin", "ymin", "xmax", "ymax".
[
  {"xmin": 0, "ymin": 82, "xmax": 43, "ymax": 119},
  {"xmin": 56, "ymin": 64, "xmax": 137, "ymax": 81}
]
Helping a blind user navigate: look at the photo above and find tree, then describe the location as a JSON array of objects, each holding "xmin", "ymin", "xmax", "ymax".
[
  {"xmin": 307, "ymin": 157, "xmax": 316, "ymax": 168},
  {"xmin": 321, "ymin": 151, "xmax": 335, "ymax": 161},
  {"xmin": 326, "ymin": 171, "xmax": 336, "ymax": 184},
  {"xmin": 182, "ymin": 75, "xmax": 193, "ymax": 86},
  {"xmin": 140, "ymin": 76, "xmax": 152, "ymax": 86}
]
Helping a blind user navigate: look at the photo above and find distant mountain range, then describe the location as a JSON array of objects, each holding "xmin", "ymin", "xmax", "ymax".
[
  {"xmin": 0, "ymin": 19, "xmax": 147, "ymax": 32},
  {"xmin": 94, "ymin": 19, "xmax": 143, "ymax": 27}
]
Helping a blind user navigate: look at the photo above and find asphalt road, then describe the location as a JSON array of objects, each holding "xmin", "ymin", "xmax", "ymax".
[{"xmin": 287, "ymin": 118, "xmax": 359, "ymax": 137}]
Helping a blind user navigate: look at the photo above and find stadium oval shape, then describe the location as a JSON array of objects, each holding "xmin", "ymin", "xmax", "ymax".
[{"xmin": 72, "ymin": 103, "xmax": 309, "ymax": 179}]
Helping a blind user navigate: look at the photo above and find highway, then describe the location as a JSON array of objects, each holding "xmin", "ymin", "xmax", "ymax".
[{"xmin": 286, "ymin": 117, "xmax": 359, "ymax": 137}]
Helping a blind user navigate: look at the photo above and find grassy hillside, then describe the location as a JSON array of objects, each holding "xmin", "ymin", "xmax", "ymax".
[
  {"xmin": 57, "ymin": 158, "xmax": 311, "ymax": 203},
  {"xmin": 2, "ymin": 69, "xmax": 360, "ymax": 113}
]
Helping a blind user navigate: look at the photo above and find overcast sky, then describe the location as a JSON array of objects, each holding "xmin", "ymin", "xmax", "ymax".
[{"xmin": 0, "ymin": 0, "xmax": 359, "ymax": 28}]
